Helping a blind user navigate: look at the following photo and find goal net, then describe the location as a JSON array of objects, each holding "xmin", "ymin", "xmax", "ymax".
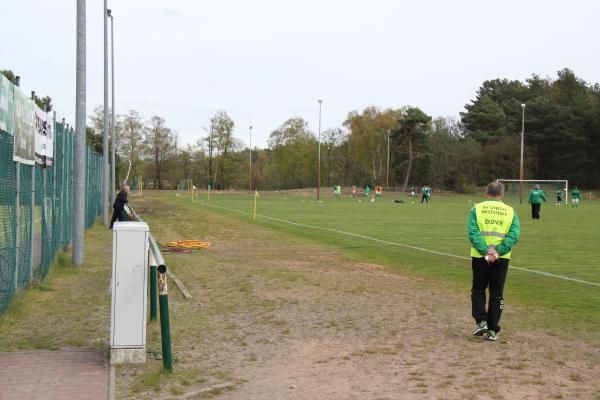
[
  {"xmin": 496, "ymin": 179, "xmax": 569, "ymax": 204},
  {"xmin": 177, "ymin": 179, "xmax": 193, "ymax": 192},
  {"xmin": 130, "ymin": 175, "xmax": 143, "ymax": 196}
]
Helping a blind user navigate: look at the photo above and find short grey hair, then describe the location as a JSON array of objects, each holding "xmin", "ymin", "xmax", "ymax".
[
  {"xmin": 121, "ymin": 182, "xmax": 130, "ymax": 190},
  {"xmin": 486, "ymin": 182, "xmax": 504, "ymax": 197}
]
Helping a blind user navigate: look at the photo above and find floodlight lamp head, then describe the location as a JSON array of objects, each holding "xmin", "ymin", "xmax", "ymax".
[
  {"xmin": 318, "ymin": 99, "xmax": 323, "ymax": 104},
  {"xmin": 521, "ymin": 103, "xmax": 526, "ymax": 108}
]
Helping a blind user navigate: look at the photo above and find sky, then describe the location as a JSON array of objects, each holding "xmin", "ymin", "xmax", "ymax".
[{"xmin": 3, "ymin": 0, "xmax": 600, "ymax": 148}]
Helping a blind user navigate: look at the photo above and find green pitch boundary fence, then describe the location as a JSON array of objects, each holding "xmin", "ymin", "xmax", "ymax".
[{"xmin": 0, "ymin": 125, "xmax": 103, "ymax": 314}]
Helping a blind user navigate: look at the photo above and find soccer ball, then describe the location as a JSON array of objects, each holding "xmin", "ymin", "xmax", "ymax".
[{"xmin": 371, "ymin": 198, "xmax": 375, "ymax": 203}]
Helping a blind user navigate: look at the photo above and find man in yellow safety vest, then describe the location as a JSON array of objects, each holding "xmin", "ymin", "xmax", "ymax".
[{"xmin": 467, "ymin": 182, "xmax": 521, "ymax": 341}]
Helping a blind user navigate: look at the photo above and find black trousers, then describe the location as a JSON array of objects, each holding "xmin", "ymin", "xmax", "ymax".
[
  {"xmin": 109, "ymin": 207, "xmax": 128, "ymax": 229},
  {"xmin": 471, "ymin": 257, "xmax": 509, "ymax": 333},
  {"xmin": 421, "ymin": 194, "xmax": 429, "ymax": 203},
  {"xmin": 531, "ymin": 203, "xmax": 541, "ymax": 219}
]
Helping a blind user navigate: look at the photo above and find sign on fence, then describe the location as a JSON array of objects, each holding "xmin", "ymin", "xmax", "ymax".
[
  {"xmin": 34, "ymin": 107, "xmax": 54, "ymax": 167},
  {"xmin": 0, "ymin": 74, "xmax": 14, "ymax": 134},
  {"xmin": 13, "ymin": 86, "xmax": 35, "ymax": 165}
]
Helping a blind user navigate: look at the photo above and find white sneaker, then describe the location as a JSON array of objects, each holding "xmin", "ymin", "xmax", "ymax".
[{"xmin": 472, "ymin": 321, "xmax": 489, "ymax": 336}]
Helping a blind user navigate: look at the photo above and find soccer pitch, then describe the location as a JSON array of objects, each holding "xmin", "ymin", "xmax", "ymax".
[{"xmin": 173, "ymin": 191, "xmax": 600, "ymax": 338}]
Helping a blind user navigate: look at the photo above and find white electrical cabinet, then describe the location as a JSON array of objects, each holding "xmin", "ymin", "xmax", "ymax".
[{"xmin": 110, "ymin": 221, "xmax": 149, "ymax": 363}]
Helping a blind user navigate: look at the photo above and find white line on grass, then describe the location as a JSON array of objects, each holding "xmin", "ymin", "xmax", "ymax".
[{"xmin": 203, "ymin": 202, "xmax": 600, "ymax": 288}]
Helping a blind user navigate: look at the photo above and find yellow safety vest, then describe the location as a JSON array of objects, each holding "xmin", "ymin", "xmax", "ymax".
[{"xmin": 470, "ymin": 200, "xmax": 515, "ymax": 259}]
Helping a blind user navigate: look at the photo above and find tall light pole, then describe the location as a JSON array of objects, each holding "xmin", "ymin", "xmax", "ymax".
[
  {"xmin": 249, "ymin": 125, "xmax": 252, "ymax": 193},
  {"xmin": 386, "ymin": 129, "xmax": 390, "ymax": 189},
  {"xmin": 208, "ymin": 125, "xmax": 213, "ymax": 190},
  {"xmin": 108, "ymin": 9, "xmax": 115, "ymax": 202},
  {"xmin": 317, "ymin": 99, "xmax": 322, "ymax": 201},
  {"xmin": 519, "ymin": 103, "xmax": 526, "ymax": 204},
  {"xmin": 73, "ymin": 0, "xmax": 86, "ymax": 265},
  {"xmin": 102, "ymin": 0, "xmax": 109, "ymax": 225}
]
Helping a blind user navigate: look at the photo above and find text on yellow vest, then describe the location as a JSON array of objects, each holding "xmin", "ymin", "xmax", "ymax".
[{"xmin": 470, "ymin": 200, "xmax": 515, "ymax": 259}]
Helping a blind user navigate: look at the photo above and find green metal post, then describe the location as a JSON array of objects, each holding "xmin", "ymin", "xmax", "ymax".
[
  {"xmin": 158, "ymin": 265, "xmax": 172, "ymax": 372},
  {"xmin": 149, "ymin": 260, "xmax": 158, "ymax": 322}
]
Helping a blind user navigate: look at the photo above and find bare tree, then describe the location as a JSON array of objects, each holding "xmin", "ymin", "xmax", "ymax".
[
  {"xmin": 143, "ymin": 115, "xmax": 177, "ymax": 189},
  {"xmin": 206, "ymin": 111, "xmax": 235, "ymax": 188},
  {"xmin": 118, "ymin": 110, "xmax": 143, "ymax": 184}
]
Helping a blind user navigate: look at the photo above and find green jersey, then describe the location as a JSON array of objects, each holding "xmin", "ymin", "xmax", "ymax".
[
  {"xmin": 528, "ymin": 189, "xmax": 546, "ymax": 204},
  {"xmin": 572, "ymin": 189, "xmax": 580, "ymax": 199},
  {"xmin": 556, "ymin": 190, "xmax": 562, "ymax": 197}
]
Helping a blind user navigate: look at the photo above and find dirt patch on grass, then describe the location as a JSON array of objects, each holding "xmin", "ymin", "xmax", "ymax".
[{"xmin": 117, "ymin": 195, "xmax": 600, "ymax": 400}]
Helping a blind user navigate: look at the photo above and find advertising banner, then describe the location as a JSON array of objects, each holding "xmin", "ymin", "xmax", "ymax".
[
  {"xmin": 0, "ymin": 74, "xmax": 14, "ymax": 134},
  {"xmin": 34, "ymin": 107, "xmax": 54, "ymax": 167},
  {"xmin": 13, "ymin": 87, "xmax": 35, "ymax": 165}
]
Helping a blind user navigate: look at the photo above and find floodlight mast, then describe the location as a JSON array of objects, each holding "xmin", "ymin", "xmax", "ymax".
[
  {"xmin": 519, "ymin": 103, "xmax": 526, "ymax": 204},
  {"xmin": 386, "ymin": 129, "xmax": 390, "ymax": 189},
  {"xmin": 108, "ymin": 8, "xmax": 116, "ymax": 203},
  {"xmin": 73, "ymin": 0, "xmax": 86, "ymax": 265},
  {"xmin": 249, "ymin": 125, "xmax": 252, "ymax": 194},
  {"xmin": 317, "ymin": 99, "xmax": 322, "ymax": 201},
  {"xmin": 102, "ymin": 0, "xmax": 109, "ymax": 225}
]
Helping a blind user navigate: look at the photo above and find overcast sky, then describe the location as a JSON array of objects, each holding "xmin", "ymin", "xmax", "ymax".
[{"xmin": 3, "ymin": 0, "xmax": 599, "ymax": 148}]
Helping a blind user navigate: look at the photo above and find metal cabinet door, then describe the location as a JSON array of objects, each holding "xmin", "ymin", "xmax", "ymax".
[{"xmin": 112, "ymin": 230, "xmax": 147, "ymax": 347}]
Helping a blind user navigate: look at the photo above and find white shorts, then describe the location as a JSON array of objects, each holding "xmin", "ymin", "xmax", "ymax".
[{"xmin": 572, "ymin": 198, "xmax": 579, "ymax": 204}]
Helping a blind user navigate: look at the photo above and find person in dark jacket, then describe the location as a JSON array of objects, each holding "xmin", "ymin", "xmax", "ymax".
[
  {"xmin": 109, "ymin": 184, "xmax": 131, "ymax": 229},
  {"xmin": 528, "ymin": 184, "xmax": 546, "ymax": 219}
]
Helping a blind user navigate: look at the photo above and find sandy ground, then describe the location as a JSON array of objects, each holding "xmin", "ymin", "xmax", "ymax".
[{"xmin": 117, "ymin": 198, "xmax": 600, "ymax": 400}]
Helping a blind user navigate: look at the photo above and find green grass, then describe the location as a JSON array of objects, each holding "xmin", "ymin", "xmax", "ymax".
[
  {"xmin": 0, "ymin": 223, "xmax": 112, "ymax": 351},
  {"xmin": 170, "ymin": 191, "xmax": 600, "ymax": 341}
]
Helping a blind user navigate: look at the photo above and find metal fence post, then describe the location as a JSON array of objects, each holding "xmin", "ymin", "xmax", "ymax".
[
  {"xmin": 157, "ymin": 265, "xmax": 172, "ymax": 372},
  {"xmin": 52, "ymin": 112, "xmax": 57, "ymax": 258},
  {"xmin": 14, "ymin": 163, "xmax": 20, "ymax": 293},
  {"xmin": 29, "ymin": 164, "xmax": 35, "ymax": 284},
  {"xmin": 61, "ymin": 124, "xmax": 67, "ymax": 249},
  {"xmin": 42, "ymin": 167, "xmax": 47, "ymax": 267},
  {"xmin": 29, "ymin": 91, "xmax": 36, "ymax": 284}
]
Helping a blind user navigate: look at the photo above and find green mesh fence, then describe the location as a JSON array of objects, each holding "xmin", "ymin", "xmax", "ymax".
[
  {"xmin": 0, "ymin": 132, "xmax": 16, "ymax": 308},
  {"xmin": 17, "ymin": 164, "xmax": 32, "ymax": 289},
  {"xmin": 0, "ymin": 121, "xmax": 103, "ymax": 313}
]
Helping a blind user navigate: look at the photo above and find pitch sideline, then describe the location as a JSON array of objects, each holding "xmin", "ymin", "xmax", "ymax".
[{"xmin": 202, "ymin": 202, "xmax": 600, "ymax": 288}]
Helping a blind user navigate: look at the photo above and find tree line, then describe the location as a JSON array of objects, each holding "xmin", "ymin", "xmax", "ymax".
[{"xmin": 4, "ymin": 67, "xmax": 598, "ymax": 191}]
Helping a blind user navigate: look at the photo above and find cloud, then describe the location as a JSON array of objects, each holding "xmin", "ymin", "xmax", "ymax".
[{"xmin": 161, "ymin": 8, "xmax": 181, "ymax": 17}]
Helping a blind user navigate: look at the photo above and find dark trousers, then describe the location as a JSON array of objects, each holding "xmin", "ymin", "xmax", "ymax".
[
  {"xmin": 109, "ymin": 207, "xmax": 127, "ymax": 229},
  {"xmin": 421, "ymin": 194, "xmax": 429, "ymax": 203},
  {"xmin": 471, "ymin": 257, "xmax": 509, "ymax": 333},
  {"xmin": 531, "ymin": 203, "xmax": 541, "ymax": 219}
]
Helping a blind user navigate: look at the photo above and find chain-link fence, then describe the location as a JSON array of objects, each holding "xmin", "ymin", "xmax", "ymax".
[{"xmin": 0, "ymin": 121, "xmax": 103, "ymax": 314}]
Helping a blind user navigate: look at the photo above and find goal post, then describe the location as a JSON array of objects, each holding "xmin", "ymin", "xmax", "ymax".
[{"xmin": 496, "ymin": 179, "xmax": 569, "ymax": 204}]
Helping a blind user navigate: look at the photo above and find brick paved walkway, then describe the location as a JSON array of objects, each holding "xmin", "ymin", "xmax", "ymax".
[{"xmin": 0, "ymin": 350, "xmax": 109, "ymax": 400}]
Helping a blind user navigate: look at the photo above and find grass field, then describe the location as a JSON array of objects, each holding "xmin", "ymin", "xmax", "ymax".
[
  {"xmin": 174, "ymin": 190, "xmax": 600, "ymax": 341},
  {"xmin": 2, "ymin": 192, "xmax": 599, "ymax": 399}
]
